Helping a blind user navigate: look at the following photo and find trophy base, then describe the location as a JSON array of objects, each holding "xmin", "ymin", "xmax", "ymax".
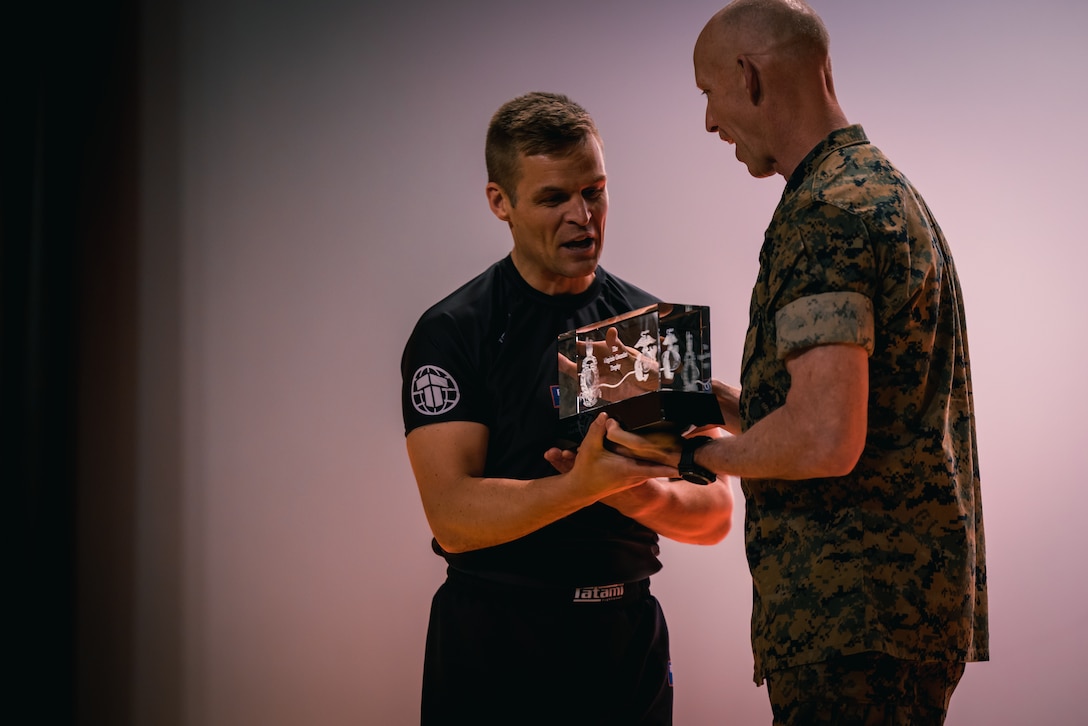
[{"xmin": 555, "ymin": 390, "xmax": 724, "ymax": 449}]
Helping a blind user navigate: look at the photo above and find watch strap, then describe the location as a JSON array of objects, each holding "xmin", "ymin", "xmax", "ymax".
[{"xmin": 678, "ymin": 436, "xmax": 715, "ymax": 485}]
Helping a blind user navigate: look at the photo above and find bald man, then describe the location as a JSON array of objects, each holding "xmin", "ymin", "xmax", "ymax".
[{"xmin": 606, "ymin": 1, "xmax": 988, "ymax": 723}]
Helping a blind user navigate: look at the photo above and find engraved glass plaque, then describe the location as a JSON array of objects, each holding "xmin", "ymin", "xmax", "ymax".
[{"xmin": 556, "ymin": 303, "xmax": 723, "ymax": 447}]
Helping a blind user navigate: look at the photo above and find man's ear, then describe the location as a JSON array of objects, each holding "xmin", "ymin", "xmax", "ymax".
[
  {"xmin": 486, "ymin": 182, "xmax": 512, "ymax": 223},
  {"xmin": 738, "ymin": 54, "xmax": 762, "ymax": 105}
]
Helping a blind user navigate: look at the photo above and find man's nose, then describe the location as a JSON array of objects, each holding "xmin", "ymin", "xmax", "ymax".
[{"xmin": 567, "ymin": 197, "xmax": 591, "ymax": 226}]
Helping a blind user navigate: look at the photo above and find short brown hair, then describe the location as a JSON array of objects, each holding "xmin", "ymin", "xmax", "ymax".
[{"xmin": 485, "ymin": 92, "xmax": 601, "ymax": 205}]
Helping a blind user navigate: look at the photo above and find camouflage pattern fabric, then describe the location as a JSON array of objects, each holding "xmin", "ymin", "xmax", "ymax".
[
  {"xmin": 765, "ymin": 652, "xmax": 965, "ymax": 725},
  {"xmin": 739, "ymin": 125, "xmax": 988, "ymax": 684}
]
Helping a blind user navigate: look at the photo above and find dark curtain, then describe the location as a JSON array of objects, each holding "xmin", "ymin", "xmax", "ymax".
[{"xmin": 4, "ymin": 1, "xmax": 142, "ymax": 722}]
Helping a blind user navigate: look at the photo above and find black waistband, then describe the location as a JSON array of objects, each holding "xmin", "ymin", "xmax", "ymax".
[{"xmin": 445, "ymin": 567, "xmax": 651, "ymax": 607}]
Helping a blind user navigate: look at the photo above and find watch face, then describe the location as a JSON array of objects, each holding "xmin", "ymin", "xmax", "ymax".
[{"xmin": 680, "ymin": 470, "xmax": 714, "ymax": 486}]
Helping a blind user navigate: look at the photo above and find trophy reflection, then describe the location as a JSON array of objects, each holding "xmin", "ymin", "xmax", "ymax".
[{"xmin": 557, "ymin": 303, "xmax": 722, "ymax": 447}]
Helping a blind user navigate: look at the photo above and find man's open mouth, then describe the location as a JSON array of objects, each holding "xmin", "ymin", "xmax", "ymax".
[{"xmin": 562, "ymin": 238, "xmax": 594, "ymax": 250}]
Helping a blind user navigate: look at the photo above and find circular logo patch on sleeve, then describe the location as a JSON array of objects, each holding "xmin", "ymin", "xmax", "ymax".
[{"xmin": 411, "ymin": 365, "xmax": 461, "ymax": 415}]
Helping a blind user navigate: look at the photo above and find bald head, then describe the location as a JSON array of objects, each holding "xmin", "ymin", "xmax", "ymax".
[
  {"xmin": 696, "ymin": 0, "xmax": 829, "ymax": 65},
  {"xmin": 694, "ymin": 0, "xmax": 847, "ymax": 179}
]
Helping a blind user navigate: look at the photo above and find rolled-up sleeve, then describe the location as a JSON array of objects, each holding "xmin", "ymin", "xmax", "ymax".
[{"xmin": 775, "ymin": 291, "xmax": 875, "ymax": 359}]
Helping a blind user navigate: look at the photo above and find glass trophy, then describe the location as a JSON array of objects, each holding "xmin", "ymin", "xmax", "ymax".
[{"xmin": 556, "ymin": 303, "xmax": 723, "ymax": 447}]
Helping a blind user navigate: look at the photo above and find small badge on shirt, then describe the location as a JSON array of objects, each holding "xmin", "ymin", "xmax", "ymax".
[{"xmin": 411, "ymin": 365, "xmax": 460, "ymax": 415}]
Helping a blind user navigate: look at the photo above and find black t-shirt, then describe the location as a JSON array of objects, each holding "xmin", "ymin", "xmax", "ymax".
[{"xmin": 401, "ymin": 255, "xmax": 663, "ymax": 587}]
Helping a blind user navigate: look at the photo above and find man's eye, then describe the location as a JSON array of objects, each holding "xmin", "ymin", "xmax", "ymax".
[{"xmin": 584, "ymin": 189, "xmax": 604, "ymax": 201}]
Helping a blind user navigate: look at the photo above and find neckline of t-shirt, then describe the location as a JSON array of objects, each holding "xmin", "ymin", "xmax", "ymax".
[{"xmin": 500, "ymin": 255, "xmax": 603, "ymax": 310}]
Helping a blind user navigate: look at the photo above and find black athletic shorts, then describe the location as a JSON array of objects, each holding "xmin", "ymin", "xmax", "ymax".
[{"xmin": 421, "ymin": 569, "xmax": 673, "ymax": 725}]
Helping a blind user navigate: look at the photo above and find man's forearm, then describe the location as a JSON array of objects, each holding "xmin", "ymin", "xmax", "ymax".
[{"xmin": 603, "ymin": 477, "xmax": 733, "ymax": 544}]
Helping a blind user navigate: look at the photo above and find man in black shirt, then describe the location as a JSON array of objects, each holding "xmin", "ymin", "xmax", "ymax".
[{"xmin": 401, "ymin": 92, "xmax": 733, "ymax": 725}]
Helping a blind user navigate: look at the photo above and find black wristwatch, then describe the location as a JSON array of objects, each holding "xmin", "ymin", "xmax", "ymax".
[{"xmin": 678, "ymin": 436, "xmax": 716, "ymax": 485}]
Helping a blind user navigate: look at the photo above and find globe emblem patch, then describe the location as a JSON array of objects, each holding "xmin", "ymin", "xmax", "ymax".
[{"xmin": 411, "ymin": 365, "xmax": 460, "ymax": 415}]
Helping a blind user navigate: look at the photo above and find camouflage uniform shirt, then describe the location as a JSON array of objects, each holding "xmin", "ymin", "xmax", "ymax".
[{"xmin": 739, "ymin": 125, "xmax": 989, "ymax": 684}]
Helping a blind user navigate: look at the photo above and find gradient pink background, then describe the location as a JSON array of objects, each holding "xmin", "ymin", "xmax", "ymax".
[{"xmin": 137, "ymin": 0, "xmax": 1088, "ymax": 723}]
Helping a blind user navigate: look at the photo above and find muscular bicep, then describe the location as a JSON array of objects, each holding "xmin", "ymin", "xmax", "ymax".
[
  {"xmin": 406, "ymin": 420, "xmax": 489, "ymax": 501},
  {"xmin": 783, "ymin": 343, "xmax": 869, "ymax": 476}
]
